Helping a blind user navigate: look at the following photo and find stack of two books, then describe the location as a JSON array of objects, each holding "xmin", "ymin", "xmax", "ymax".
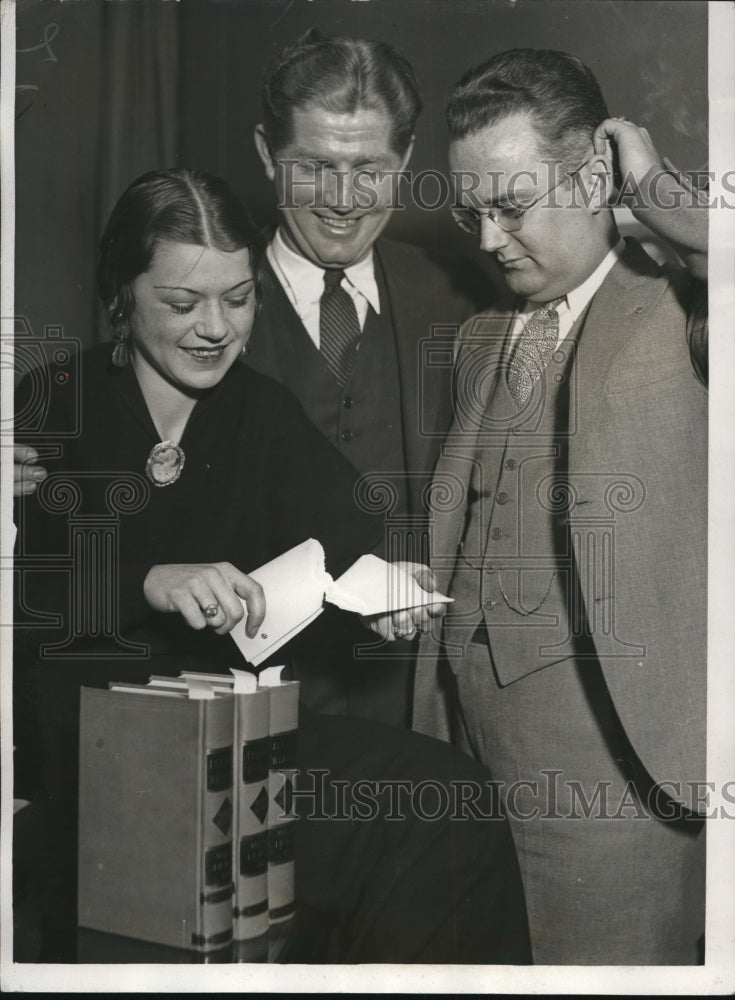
[{"xmin": 77, "ymin": 666, "xmax": 299, "ymax": 955}]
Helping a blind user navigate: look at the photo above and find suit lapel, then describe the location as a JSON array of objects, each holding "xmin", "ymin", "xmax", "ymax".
[
  {"xmin": 374, "ymin": 241, "xmax": 428, "ymax": 513},
  {"xmin": 568, "ymin": 239, "xmax": 667, "ymax": 471},
  {"xmin": 249, "ymin": 258, "xmax": 287, "ymax": 379},
  {"xmin": 429, "ymin": 303, "xmax": 516, "ymax": 592},
  {"xmin": 567, "ymin": 241, "xmax": 670, "ymax": 660},
  {"xmin": 251, "ymin": 256, "xmax": 333, "ymax": 389},
  {"xmin": 428, "ymin": 444, "xmax": 474, "ymax": 594}
]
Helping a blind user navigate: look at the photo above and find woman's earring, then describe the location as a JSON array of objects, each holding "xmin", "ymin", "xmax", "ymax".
[{"xmin": 112, "ymin": 325, "xmax": 130, "ymax": 368}]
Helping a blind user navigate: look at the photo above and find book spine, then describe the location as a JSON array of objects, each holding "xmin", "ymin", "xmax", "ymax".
[
  {"xmin": 264, "ymin": 681, "xmax": 300, "ymax": 924},
  {"xmin": 193, "ymin": 694, "xmax": 235, "ymax": 953},
  {"xmin": 233, "ymin": 687, "xmax": 270, "ymax": 941}
]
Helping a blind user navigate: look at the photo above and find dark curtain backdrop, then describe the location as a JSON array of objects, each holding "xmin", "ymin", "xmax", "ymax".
[
  {"xmin": 14, "ymin": 0, "xmax": 708, "ymax": 351},
  {"xmin": 14, "ymin": 0, "xmax": 180, "ymax": 354}
]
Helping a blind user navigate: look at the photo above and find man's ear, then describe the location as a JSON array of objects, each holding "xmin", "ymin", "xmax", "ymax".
[
  {"xmin": 398, "ymin": 135, "xmax": 415, "ymax": 172},
  {"xmin": 587, "ymin": 153, "xmax": 613, "ymax": 213},
  {"xmin": 254, "ymin": 125, "xmax": 276, "ymax": 181}
]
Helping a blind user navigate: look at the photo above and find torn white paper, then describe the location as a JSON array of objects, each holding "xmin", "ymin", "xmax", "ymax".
[{"xmin": 229, "ymin": 539, "xmax": 450, "ymax": 666}]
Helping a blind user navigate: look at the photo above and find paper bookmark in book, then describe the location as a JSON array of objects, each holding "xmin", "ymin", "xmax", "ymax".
[
  {"xmin": 230, "ymin": 538, "xmax": 451, "ymax": 666},
  {"xmin": 78, "ymin": 679, "xmax": 234, "ymax": 953},
  {"xmin": 258, "ymin": 665, "xmax": 299, "ymax": 925}
]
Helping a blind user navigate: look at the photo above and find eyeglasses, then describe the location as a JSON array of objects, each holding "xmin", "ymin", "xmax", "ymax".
[{"xmin": 451, "ymin": 161, "xmax": 588, "ymax": 236}]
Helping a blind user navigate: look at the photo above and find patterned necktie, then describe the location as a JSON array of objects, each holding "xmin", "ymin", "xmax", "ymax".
[
  {"xmin": 506, "ymin": 297, "xmax": 565, "ymax": 406},
  {"xmin": 319, "ymin": 269, "xmax": 361, "ymax": 387}
]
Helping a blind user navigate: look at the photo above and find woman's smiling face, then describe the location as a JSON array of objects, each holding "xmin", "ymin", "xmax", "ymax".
[{"xmin": 129, "ymin": 240, "xmax": 256, "ymax": 396}]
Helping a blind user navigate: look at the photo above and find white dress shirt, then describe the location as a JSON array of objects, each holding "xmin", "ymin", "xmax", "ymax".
[
  {"xmin": 507, "ymin": 239, "xmax": 625, "ymax": 352},
  {"xmin": 266, "ymin": 228, "xmax": 381, "ymax": 349}
]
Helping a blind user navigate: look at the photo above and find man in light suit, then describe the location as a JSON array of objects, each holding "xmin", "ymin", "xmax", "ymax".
[
  {"xmin": 413, "ymin": 49, "xmax": 708, "ymax": 963},
  {"xmin": 246, "ymin": 31, "xmax": 488, "ymax": 726}
]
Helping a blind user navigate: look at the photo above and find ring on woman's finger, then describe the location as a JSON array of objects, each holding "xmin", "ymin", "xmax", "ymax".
[{"xmin": 203, "ymin": 603, "xmax": 220, "ymax": 620}]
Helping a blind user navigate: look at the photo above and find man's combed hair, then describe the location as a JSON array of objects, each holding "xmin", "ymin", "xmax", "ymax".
[
  {"xmin": 261, "ymin": 29, "xmax": 422, "ymax": 156},
  {"xmin": 447, "ymin": 49, "xmax": 609, "ymax": 167}
]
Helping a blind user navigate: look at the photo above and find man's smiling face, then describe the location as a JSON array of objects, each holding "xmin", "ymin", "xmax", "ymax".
[{"xmin": 257, "ymin": 102, "xmax": 412, "ymax": 269}]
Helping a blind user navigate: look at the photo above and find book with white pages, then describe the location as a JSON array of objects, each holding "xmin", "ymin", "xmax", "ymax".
[{"xmin": 230, "ymin": 538, "xmax": 451, "ymax": 666}]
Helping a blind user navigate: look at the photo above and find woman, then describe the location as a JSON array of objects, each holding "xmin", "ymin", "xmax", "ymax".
[{"xmin": 13, "ymin": 169, "xmax": 529, "ymax": 965}]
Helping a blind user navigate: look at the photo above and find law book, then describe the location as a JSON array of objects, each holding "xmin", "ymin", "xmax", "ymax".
[
  {"xmin": 229, "ymin": 669, "xmax": 271, "ymax": 941},
  {"xmin": 78, "ymin": 681, "xmax": 235, "ymax": 953},
  {"xmin": 258, "ymin": 665, "xmax": 300, "ymax": 925},
  {"xmin": 145, "ymin": 669, "xmax": 272, "ymax": 942},
  {"xmin": 229, "ymin": 538, "xmax": 451, "ymax": 666}
]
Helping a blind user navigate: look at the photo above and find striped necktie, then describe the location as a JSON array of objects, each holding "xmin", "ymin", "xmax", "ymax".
[
  {"xmin": 319, "ymin": 269, "xmax": 361, "ymax": 388},
  {"xmin": 506, "ymin": 297, "xmax": 565, "ymax": 407}
]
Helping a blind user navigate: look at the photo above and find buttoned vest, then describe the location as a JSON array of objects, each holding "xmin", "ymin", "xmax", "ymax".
[
  {"xmin": 445, "ymin": 306, "xmax": 592, "ymax": 686},
  {"xmin": 259, "ymin": 257, "xmax": 408, "ymax": 514}
]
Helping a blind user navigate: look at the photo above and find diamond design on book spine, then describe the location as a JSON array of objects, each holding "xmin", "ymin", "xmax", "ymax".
[
  {"xmin": 212, "ymin": 796, "xmax": 232, "ymax": 836},
  {"xmin": 274, "ymin": 775, "xmax": 294, "ymax": 817},
  {"xmin": 250, "ymin": 785, "xmax": 269, "ymax": 826}
]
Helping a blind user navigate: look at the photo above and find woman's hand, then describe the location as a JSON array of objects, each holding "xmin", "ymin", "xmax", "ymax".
[
  {"xmin": 143, "ymin": 562, "xmax": 265, "ymax": 637},
  {"xmin": 362, "ymin": 562, "xmax": 447, "ymax": 642},
  {"xmin": 12, "ymin": 445, "xmax": 48, "ymax": 496}
]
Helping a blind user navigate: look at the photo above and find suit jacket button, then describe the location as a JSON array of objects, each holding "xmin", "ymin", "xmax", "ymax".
[
  {"xmin": 483, "ymin": 598, "xmax": 497, "ymax": 610},
  {"xmin": 504, "ymin": 459, "xmax": 516, "ymax": 471},
  {"xmin": 342, "ymin": 396, "xmax": 354, "ymax": 408},
  {"xmin": 496, "ymin": 492, "xmax": 509, "ymax": 505},
  {"xmin": 490, "ymin": 527, "xmax": 502, "ymax": 540},
  {"xmin": 341, "ymin": 430, "xmax": 354, "ymax": 442}
]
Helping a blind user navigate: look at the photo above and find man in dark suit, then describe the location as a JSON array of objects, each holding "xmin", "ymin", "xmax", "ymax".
[
  {"xmin": 247, "ymin": 31, "xmax": 489, "ymax": 726},
  {"xmin": 413, "ymin": 49, "xmax": 708, "ymax": 963}
]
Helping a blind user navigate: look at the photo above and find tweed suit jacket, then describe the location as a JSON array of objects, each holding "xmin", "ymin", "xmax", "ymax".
[{"xmin": 413, "ymin": 238, "xmax": 708, "ymax": 800}]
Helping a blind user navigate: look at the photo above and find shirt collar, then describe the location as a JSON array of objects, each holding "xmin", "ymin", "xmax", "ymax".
[
  {"xmin": 564, "ymin": 238, "xmax": 625, "ymax": 321},
  {"xmin": 521, "ymin": 238, "xmax": 625, "ymax": 322},
  {"xmin": 268, "ymin": 228, "xmax": 380, "ymax": 313}
]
